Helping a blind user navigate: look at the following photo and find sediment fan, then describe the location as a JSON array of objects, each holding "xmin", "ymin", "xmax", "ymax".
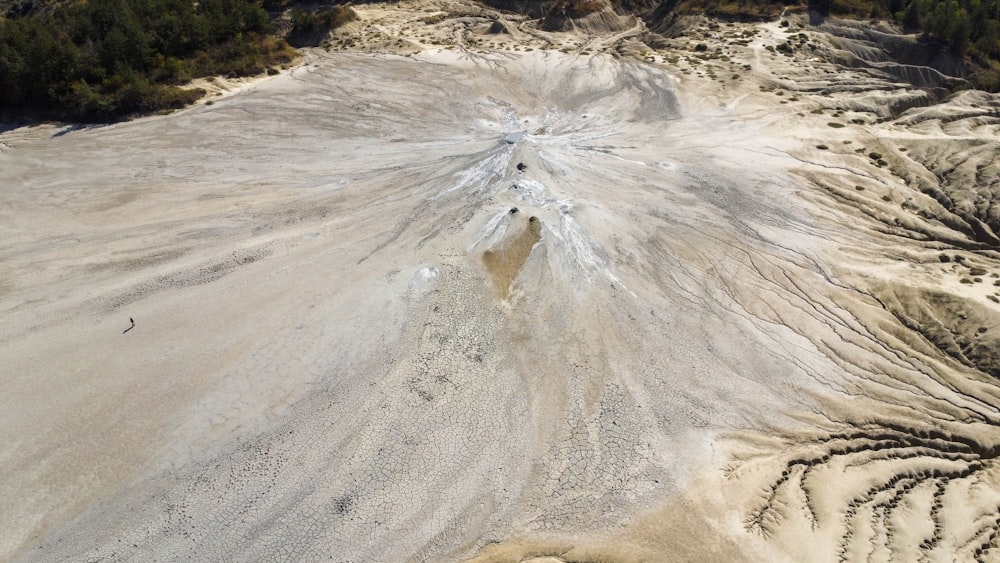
[{"xmin": 1, "ymin": 1, "xmax": 999, "ymax": 562}]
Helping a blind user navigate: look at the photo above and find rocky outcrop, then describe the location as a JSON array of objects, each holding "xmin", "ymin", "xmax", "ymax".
[
  {"xmin": 806, "ymin": 17, "xmax": 971, "ymax": 94},
  {"xmin": 478, "ymin": 0, "xmax": 638, "ymax": 32},
  {"xmin": 538, "ymin": 0, "xmax": 635, "ymax": 32}
]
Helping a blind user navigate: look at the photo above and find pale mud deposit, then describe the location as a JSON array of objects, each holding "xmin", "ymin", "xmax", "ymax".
[{"xmin": 2, "ymin": 1, "xmax": 999, "ymax": 561}]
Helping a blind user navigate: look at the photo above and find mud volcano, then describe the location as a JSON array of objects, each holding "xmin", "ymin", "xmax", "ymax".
[{"xmin": 2, "ymin": 2, "xmax": 1000, "ymax": 562}]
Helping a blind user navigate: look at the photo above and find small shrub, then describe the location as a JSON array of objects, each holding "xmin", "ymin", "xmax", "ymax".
[
  {"xmin": 970, "ymin": 267, "xmax": 988, "ymax": 276},
  {"xmin": 960, "ymin": 278, "xmax": 974, "ymax": 284},
  {"xmin": 828, "ymin": 122, "xmax": 845, "ymax": 128},
  {"xmin": 816, "ymin": 144, "xmax": 829, "ymax": 150},
  {"xmin": 869, "ymin": 152, "xmax": 883, "ymax": 160},
  {"xmin": 973, "ymin": 65, "xmax": 1000, "ymax": 93}
]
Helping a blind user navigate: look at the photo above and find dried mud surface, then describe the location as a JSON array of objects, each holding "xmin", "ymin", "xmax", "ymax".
[{"xmin": 2, "ymin": 1, "xmax": 999, "ymax": 562}]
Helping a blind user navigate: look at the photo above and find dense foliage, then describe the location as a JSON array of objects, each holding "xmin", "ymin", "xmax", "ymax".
[
  {"xmin": 0, "ymin": 0, "xmax": 296, "ymax": 121},
  {"xmin": 285, "ymin": 5, "xmax": 357, "ymax": 47}
]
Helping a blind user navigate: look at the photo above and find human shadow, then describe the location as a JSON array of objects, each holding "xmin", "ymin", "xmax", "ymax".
[{"xmin": 52, "ymin": 123, "xmax": 108, "ymax": 138}]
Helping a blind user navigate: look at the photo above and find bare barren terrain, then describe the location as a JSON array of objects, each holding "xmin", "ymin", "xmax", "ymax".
[{"xmin": 2, "ymin": 1, "xmax": 999, "ymax": 561}]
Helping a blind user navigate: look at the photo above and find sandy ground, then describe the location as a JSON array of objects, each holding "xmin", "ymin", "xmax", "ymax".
[{"xmin": 2, "ymin": 1, "xmax": 999, "ymax": 561}]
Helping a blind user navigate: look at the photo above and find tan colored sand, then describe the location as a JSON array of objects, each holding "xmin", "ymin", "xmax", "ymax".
[{"xmin": 482, "ymin": 214, "xmax": 542, "ymax": 297}]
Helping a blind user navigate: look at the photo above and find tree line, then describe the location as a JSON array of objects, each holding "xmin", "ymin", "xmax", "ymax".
[{"xmin": 0, "ymin": 0, "xmax": 296, "ymax": 121}]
